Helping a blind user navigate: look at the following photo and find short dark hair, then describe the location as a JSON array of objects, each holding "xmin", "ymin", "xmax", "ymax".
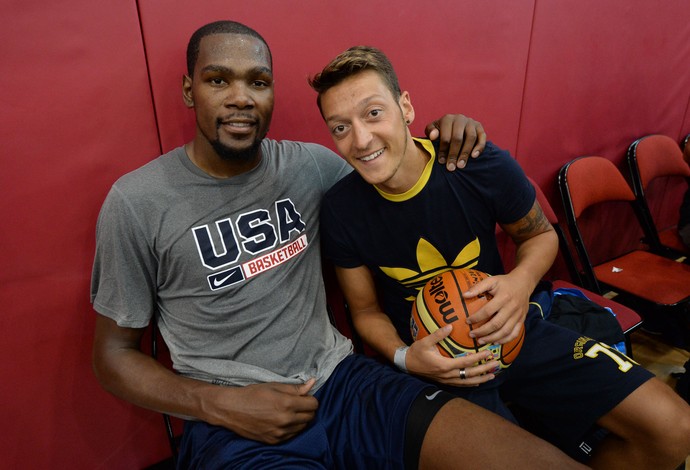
[
  {"xmin": 186, "ymin": 20, "xmax": 272, "ymax": 76},
  {"xmin": 309, "ymin": 46, "xmax": 401, "ymax": 112}
]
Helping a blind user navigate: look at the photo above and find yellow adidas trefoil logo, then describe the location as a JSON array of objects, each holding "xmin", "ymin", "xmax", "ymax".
[{"xmin": 380, "ymin": 237, "xmax": 480, "ymax": 300}]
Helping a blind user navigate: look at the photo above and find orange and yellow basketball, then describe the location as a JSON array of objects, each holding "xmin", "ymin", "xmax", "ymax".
[{"xmin": 410, "ymin": 269, "xmax": 524, "ymax": 371}]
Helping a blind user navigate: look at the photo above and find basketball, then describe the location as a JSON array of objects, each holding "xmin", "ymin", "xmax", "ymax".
[{"xmin": 410, "ymin": 268, "xmax": 524, "ymax": 371}]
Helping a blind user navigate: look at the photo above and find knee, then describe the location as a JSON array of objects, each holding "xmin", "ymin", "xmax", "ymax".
[
  {"xmin": 647, "ymin": 399, "xmax": 690, "ymax": 463},
  {"xmin": 673, "ymin": 405, "xmax": 690, "ymax": 451}
]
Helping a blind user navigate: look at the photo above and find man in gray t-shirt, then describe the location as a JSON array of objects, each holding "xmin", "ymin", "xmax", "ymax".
[
  {"xmin": 90, "ymin": 20, "xmax": 586, "ymax": 470},
  {"xmin": 93, "ymin": 139, "xmax": 353, "ymax": 389}
]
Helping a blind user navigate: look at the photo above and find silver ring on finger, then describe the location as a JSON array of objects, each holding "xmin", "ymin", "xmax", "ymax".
[{"xmin": 459, "ymin": 368, "xmax": 467, "ymax": 380}]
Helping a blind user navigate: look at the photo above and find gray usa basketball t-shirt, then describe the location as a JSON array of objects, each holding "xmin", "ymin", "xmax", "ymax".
[{"xmin": 91, "ymin": 139, "xmax": 353, "ymax": 390}]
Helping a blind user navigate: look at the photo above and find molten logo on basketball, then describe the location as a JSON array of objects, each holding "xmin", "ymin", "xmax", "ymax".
[{"xmin": 428, "ymin": 275, "xmax": 458, "ymax": 323}]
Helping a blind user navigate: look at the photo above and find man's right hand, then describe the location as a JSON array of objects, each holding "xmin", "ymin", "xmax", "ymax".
[
  {"xmin": 92, "ymin": 315, "xmax": 319, "ymax": 445},
  {"xmin": 205, "ymin": 379, "xmax": 319, "ymax": 444},
  {"xmin": 406, "ymin": 325, "xmax": 499, "ymax": 387}
]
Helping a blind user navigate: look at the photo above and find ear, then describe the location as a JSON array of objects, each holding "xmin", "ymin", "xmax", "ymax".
[
  {"xmin": 400, "ymin": 91, "xmax": 415, "ymax": 125},
  {"xmin": 182, "ymin": 75, "xmax": 194, "ymax": 108}
]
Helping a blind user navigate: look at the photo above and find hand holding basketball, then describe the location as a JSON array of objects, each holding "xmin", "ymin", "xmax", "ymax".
[
  {"xmin": 406, "ymin": 324, "xmax": 500, "ymax": 387},
  {"xmin": 410, "ymin": 269, "xmax": 525, "ymax": 374},
  {"xmin": 463, "ymin": 270, "xmax": 532, "ymax": 346}
]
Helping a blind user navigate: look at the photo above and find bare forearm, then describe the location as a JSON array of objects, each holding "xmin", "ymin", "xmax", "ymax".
[
  {"xmin": 511, "ymin": 229, "xmax": 558, "ymax": 291},
  {"xmin": 336, "ymin": 265, "xmax": 408, "ymax": 362},
  {"xmin": 352, "ymin": 310, "xmax": 406, "ymax": 361},
  {"xmin": 91, "ymin": 314, "xmax": 235, "ymax": 427},
  {"xmin": 93, "ymin": 345, "xmax": 217, "ymax": 422},
  {"xmin": 503, "ymin": 199, "xmax": 558, "ymax": 292},
  {"xmin": 92, "ymin": 314, "xmax": 318, "ymax": 443}
]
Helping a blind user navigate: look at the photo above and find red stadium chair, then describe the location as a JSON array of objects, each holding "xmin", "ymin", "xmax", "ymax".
[
  {"xmin": 558, "ymin": 156, "xmax": 690, "ymax": 321},
  {"xmin": 627, "ymin": 134, "xmax": 690, "ymax": 259},
  {"xmin": 498, "ymin": 177, "xmax": 643, "ymax": 355}
]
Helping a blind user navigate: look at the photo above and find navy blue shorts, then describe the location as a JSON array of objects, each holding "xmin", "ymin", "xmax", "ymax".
[
  {"xmin": 176, "ymin": 354, "xmax": 451, "ymax": 469},
  {"xmin": 444, "ymin": 304, "xmax": 654, "ymax": 461}
]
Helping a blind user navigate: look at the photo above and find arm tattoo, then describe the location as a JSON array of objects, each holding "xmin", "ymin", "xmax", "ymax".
[{"xmin": 511, "ymin": 203, "xmax": 551, "ymax": 240}]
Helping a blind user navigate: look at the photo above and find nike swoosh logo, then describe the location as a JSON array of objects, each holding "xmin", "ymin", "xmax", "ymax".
[
  {"xmin": 208, "ymin": 267, "xmax": 244, "ymax": 290},
  {"xmin": 213, "ymin": 273, "xmax": 234, "ymax": 287},
  {"xmin": 425, "ymin": 390, "xmax": 442, "ymax": 401}
]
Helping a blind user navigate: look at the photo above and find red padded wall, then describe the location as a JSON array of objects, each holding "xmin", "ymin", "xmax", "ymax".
[
  {"xmin": 0, "ymin": 1, "xmax": 166, "ymax": 468},
  {"xmin": 137, "ymin": 0, "xmax": 535, "ymax": 154},
  {"xmin": 2, "ymin": 1, "xmax": 689, "ymax": 468}
]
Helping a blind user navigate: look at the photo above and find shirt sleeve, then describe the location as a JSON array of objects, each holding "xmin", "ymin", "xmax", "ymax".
[
  {"xmin": 304, "ymin": 143, "xmax": 352, "ymax": 194},
  {"xmin": 480, "ymin": 144, "xmax": 536, "ymax": 225},
  {"xmin": 90, "ymin": 185, "xmax": 157, "ymax": 328}
]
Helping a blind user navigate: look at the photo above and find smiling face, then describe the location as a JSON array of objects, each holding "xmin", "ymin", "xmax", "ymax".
[
  {"xmin": 320, "ymin": 69, "xmax": 420, "ymax": 193},
  {"xmin": 183, "ymin": 33, "xmax": 274, "ymax": 172}
]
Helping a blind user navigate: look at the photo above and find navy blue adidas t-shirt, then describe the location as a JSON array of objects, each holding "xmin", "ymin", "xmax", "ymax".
[{"xmin": 320, "ymin": 140, "xmax": 535, "ymax": 342}]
